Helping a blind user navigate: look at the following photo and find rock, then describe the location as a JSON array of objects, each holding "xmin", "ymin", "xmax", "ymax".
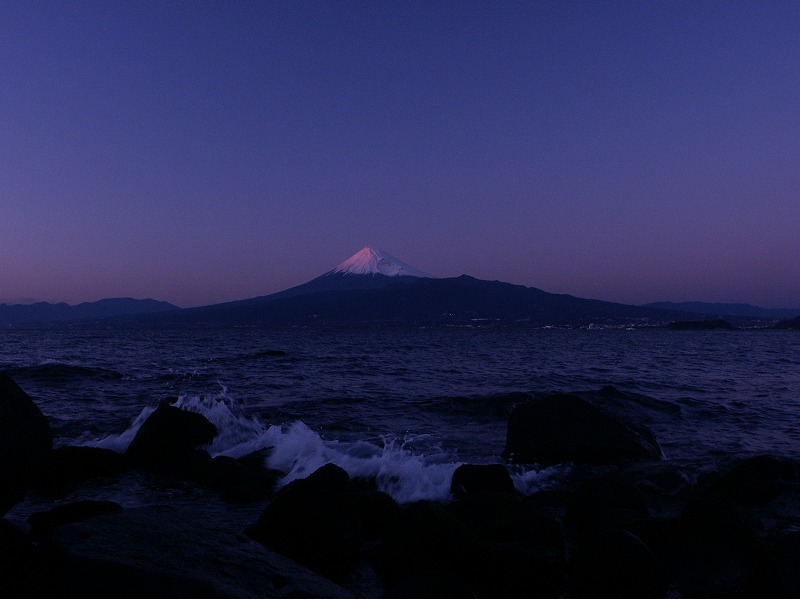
[
  {"xmin": 502, "ymin": 394, "xmax": 662, "ymax": 465},
  {"xmin": 0, "ymin": 519, "xmax": 36, "ymax": 598},
  {"xmin": 675, "ymin": 496, "xmax": 762, "ymax": 596},
  {"xmin": 373, "ymin": 501, "xmax": 480, "ymax": 589},
  {"xmin": 125, "ymin": 401, "xmax": 217, "ymax": 470},
  {"xmin": 445, "ymin": 494, "xmax": 566, "ymax": 598},
  {"xmin": 701, "ymin": 455, "xmax": 798, "ymax": 505},
  {"xmin": 749, "ymin": 532, "xmax": 800, "ymax": 597},
  {"xmin": 28, "ymin": 501, "xmax": 123, "ymax": 537},
  {"xmin": 449, "ymin": 464, "xmax": 516, "ymax": 499},
  {"xmin": 246, "ymin": 464, "xmax": 365, "ymax": 581},
  {"xmin": 567, "ymin": 529, "xmax": 666, "ymax": 599},
  {"xmin": 35, "ymin": 503, "xmax": 354, "ymax": 598},
  {"xmin": 352, "ymin": 488, "xmax": 401, "ymax": 539},
  {"xmin": 381, "ymin": 571, "xmax": 477, "ymax": 599},
  {"xmin": 202, "ymin": 455, "xmax": 281, "ymax": 503},
  {"xmin": 33, "ymin": 445, "xmax": 129, "ymax": 497},
  {"xmin": 565, "ymin": 472, "xmax": 649, "ymax": 539},
  {"xmin": 0, "ymin": 373, "xmax": 52, "ymax": 515}
]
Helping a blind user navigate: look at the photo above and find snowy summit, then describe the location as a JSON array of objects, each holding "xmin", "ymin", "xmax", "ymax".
[{"xmin": 329, "ymin": 247, "xmax": 431, "ymax": 278}]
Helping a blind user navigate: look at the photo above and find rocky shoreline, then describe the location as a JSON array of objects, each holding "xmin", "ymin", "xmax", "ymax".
[{"xmin": 2, "ymin": 372, "xmax": 800, "ymax": 598}]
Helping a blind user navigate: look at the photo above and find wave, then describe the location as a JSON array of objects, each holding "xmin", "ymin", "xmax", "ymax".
[{"xmin": 75, "ymin": 392, "xmax": 560, "ymax": 503}]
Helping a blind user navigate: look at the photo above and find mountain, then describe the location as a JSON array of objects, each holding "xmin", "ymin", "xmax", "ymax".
[
  {"xmin": 185, "ymin": 247, "xmax": 430, "ymax": 312},
  {"xmin": 143, "ymin": 274, "xmax": 687, "ymax": 328},
  {"xmin": 643, "ymin": 301, "xmax": 800, "ymax": 320},
  {"xmin": 0, "ymin": 298, "xmax": 179, "ymax": 326}
]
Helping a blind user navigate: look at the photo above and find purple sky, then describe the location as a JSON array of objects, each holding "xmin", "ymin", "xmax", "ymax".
[{"xmin": 2, "ymin": 2, "xmax": 798, "ymax": 308}]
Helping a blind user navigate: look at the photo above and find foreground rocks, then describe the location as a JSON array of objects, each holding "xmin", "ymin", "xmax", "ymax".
[
  {"xmin": 0, "ymin": 373, "xmax": 52, "ymax": 516},
  {"xmin": 4, "ymin": 373, "xmax": 800, "ymax": 598},
  {"xmin": 32, "ymin": 504, "xmax": 354, "ymax": 598}
]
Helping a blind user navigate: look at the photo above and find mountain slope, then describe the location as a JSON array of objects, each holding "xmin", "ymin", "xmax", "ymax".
[
  {"xmin": 148, "ymin": 275, "xmax": 687, "ymax": 328},
  {"xmin": 643, "ymin": 301, "xmax": 800, "ymax": 320}
]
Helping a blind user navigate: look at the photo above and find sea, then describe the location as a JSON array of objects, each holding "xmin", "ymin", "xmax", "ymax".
[{"xmin": 3, "ymin": 326, "xmax": 800, "ymax": 505}]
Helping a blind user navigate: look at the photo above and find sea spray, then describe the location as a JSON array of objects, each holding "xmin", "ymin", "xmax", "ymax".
[
  {"xmin": 266, "ymin": 421, "xmax": 457, "ymax": 503},
  {"xmin": 79, "ymin": 405, "xmax": 157, "ymax": 452},
  {"xmin": 77, "ymin": 391, "xmax": 560, "ymax": 503}
]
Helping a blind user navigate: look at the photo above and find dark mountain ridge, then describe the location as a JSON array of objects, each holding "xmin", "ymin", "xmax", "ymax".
[
  {"xmin": 0, "ymin": 298, "xmax": 179, "ymax": 327},
  {"xmin": 644, "ymin": 301, "xmax": 800, "ymax": 320}
]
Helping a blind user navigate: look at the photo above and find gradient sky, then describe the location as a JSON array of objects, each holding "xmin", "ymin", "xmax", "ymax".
[{"xmin": 2, "ymin": 1, "xmax": 798, "ymax": 308}]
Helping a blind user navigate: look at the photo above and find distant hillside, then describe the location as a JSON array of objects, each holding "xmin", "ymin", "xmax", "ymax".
[
  {"xmin": 129, "ymin": 275, "xmax": 688, "ymax": 328},
  {"xmin": 774, "ymin": 316, "xmax": 800, "ymax": 330},
  {"xmin": 0, "ymin": 298, "xmax": 179, "ymax": 326},
  {"xmin": 644, "ymin": 301, "xmax": 800, "ymax": 320}
]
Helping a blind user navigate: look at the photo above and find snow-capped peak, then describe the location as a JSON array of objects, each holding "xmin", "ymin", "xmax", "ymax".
[{"xmin": 329, "ymin": 247, "xmax": 430, "ymax": 278}]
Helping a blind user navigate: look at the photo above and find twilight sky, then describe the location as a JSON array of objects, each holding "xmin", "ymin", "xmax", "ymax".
[{"xmin": 2, "ymin": 1, "xmax": 798, "ymax": 308}]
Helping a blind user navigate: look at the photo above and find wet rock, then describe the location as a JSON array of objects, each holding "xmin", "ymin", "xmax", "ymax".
[
  {"xmin": 701, "ymin": 455, "xmax": 798, "ymax": 505},
  {"xmin": 675, "ymin": 496, "xmax": 762, "ymax": 596},
  {"xmin": 201, "ymin": 455, "xmax": 281, "ymax": 503},
  {"xmin": 126, "ymin": 401, "xmax": 217, "ymax": 470},
  {"xmin": 28, "ymin": 500, "xmax": 123, "ymax": 537},
  {"xmin": 34, "ymin": 445, "xmax": 129, "ymax": 497},
  {"xmin": 352, "ymin": 488, "xmax": 401, "ymax": 539},
  {"xmin": 567, "ymin": 529, "xmax": 666, "ymax": 599},
  {"xmin": 449, "ymin": 464, "xmax": 516, "ymax": 499},
  {"xmin": 373, "ymin": 501, "xmax": 481, "ymax": 588},
  {"xmin": 0, "ymin": 519, "xmax": 36, "ymax": 598},
  {"xmin": 502, "ymin": 394, "xmax": 662, "ymax": 465},
  {"xmin": 447, "ymin": 494, "xmax": 566, "ymax": 598},
  {"xmin": 246, "ymin": 463, "xmax": 365, "ymax": 581},
  {"xmin": 565, "ymin": 472, "xmax": 649, "ymax": 539},
  {"xmin": 35, "ymin": 503, "xmax": 354, "ymax": 598},
  {"xmin": 749, "ymin": 531, "xmax": 800, "ymax": 598},
  {"xmin": 0, "ymin": 373, "xmax": 52, "ymax": 515},
  {"xmin": 381, "ymin": 570, "xmax": 476, "ymax": 599}
]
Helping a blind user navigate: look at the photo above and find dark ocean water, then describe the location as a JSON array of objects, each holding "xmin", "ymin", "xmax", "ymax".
[{"xmin": 3, "ymin": 326, "xmax": 800, "ymax": 503}]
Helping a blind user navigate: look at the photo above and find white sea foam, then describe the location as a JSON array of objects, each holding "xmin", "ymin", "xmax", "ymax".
[
  {"xmin": 78, "ymin": 391, "xmax": 559, "ymax": 504},
  {"xmin": 265, "ymin": 421, "xmax": 457, "ymax": 503},
  {"xmin": 80, "ymin": 405, "xmax": 157, "ymax": 452}
]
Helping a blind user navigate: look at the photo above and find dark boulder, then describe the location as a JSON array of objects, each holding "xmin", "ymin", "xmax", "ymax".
[
  {"xmin": 381, "ymin": 571, "xmax": 477, "ymax": 599},
  {"xmin": 373, "ymin": 501, "xmax": 481, "ymax": 588},
  {"xmin": 35, "ymin": 504, "xmax": 354, "ymax": 599},
  {"xmin": 0, "ymin": 373, "xmax": 52, "ymax": 515},
  {"xmin": 352, "ymin": 488, "xmax": 401, "ymax": 539},
  {"xmin": 567, "ymin": 529, "xmax": 667, "ymax": 599},
  {"xmin": 701, "ymin": 455, "xmax": 798, "ymax": 505},
  {"xmin": 675, "ymin": 496, "xmax": 762, "ymax": 596},
  {"xmin": 565, "ymin": 472, "xmax": 649, "ymax": 539},
  {"xmin": 198, "ymin": 455, "xmax": 281, "ymax": 503},
  {"xmin": 125, "ymin": 401, "xmax": 217, "ymax": 470},
  {"xmin": 28, "ymin": 500, "xmax": 122, "ymax": 537},
  {"xmin": 34, "ymin": 445, "xmax": 129, "ymax": 497},
  {"xmin": 246, "ymin": 463, "xmax": 365, "ymax": 581},
  {"xmin": 0, "ymin": 519, "xmax": 36, "ymax": 598},
  {"xmin": 502, "ymin": 394, "xmax": 662, "ymax": 465},
  {"xmin": 749, "ymin": 532, "xmax": 800, "ymax": 598},
  {"xmin": 449, "ymin": 464, "xmax": 516, "ymax": 499},
  {"xmin": 445, "ymin": 493, "xmax": 566, "ymax": 598}
]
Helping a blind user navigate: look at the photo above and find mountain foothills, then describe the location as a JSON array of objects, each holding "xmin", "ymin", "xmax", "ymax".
[
  {"xmin": 0, "ymin": 298, "xmax": 178, "ymax": 327},
  {"xmin": 3, "ymin": 248, "xmax": 799, "ymax": 328}
]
